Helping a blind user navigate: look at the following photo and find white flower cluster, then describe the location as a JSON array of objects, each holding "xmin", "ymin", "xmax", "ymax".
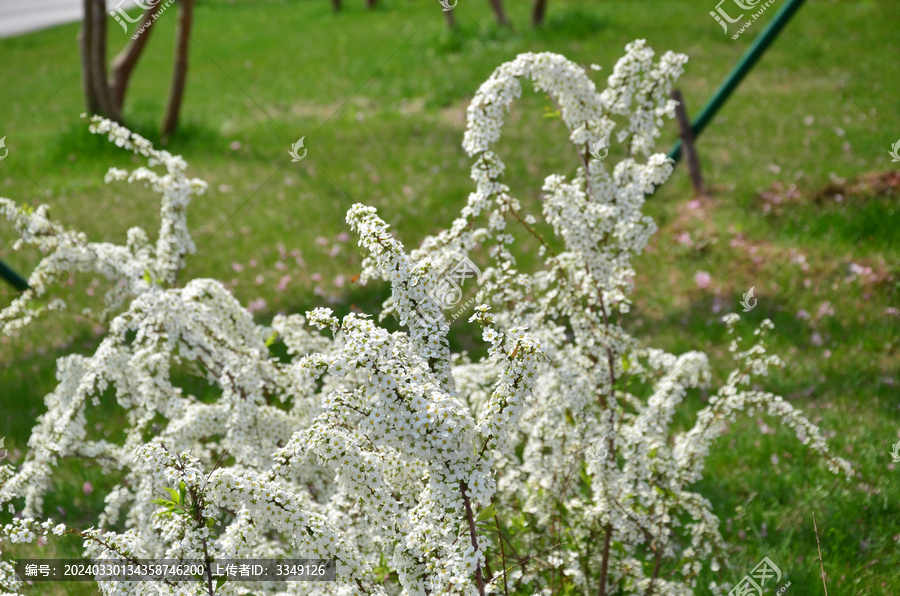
[
  {"xmin": 0, "ymin": 117, "xmax": 206, "ymax": 333},
  {"xmin": 0, "ymin": 44, "xmax": 850, "ymax": 596}
]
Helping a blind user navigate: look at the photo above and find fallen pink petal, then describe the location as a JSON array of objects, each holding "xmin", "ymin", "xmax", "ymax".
[
  {"xmin": 694, "ymin": 271, "xmax": 712, "ymax": 289},
  {"xmin": 247, "ymin": 298, "xmax": 267, "ymax": 313}
]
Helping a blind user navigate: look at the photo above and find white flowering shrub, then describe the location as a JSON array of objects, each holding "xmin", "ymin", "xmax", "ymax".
[{"xmin": 0, "ymin": 42, "xmax": 851, "ymax": 596}]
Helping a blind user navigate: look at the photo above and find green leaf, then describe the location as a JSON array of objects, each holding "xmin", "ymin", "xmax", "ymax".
[
  {"xmin": 265, "ymin": 331, "xmax": 278, "ymax": 347},
  {"xmin": 150, "ymin": 498, "xmax": 172, "ymax": 506},
  {"xmin": 163, "ymin": 487, "xmax": 180, "ymax": 505},
  {"xmin": 215, "ymin": 576, "xmax": 227, "ymax": 591},
  {"xmin": 542, "ymin": 106, "xmax": 561, "ymax": 120},
  {"xmin": 579, "ymin": 468, "xmax": 592, "ymax": 497},
  {"xmin": 475, "ymin": 504, "xmax": 497, "ymax": 523},
  {"xmin": 179, "ymin": 481, "xmax": 187, "ymax": 506}
]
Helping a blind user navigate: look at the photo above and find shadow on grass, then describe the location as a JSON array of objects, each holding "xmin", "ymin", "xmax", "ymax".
[{"xmin": 48, "ymin": 112, "xmax": 226, "ymax": 167}]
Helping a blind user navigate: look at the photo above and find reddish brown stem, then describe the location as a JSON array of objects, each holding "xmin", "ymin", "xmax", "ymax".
[{"xmin": 460, "ymin": 481, "xmax": 486, "ymax": 596}]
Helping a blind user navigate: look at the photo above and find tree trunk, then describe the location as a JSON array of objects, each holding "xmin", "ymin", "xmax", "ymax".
[
  {"xmin": 90, "ymin": 0, "xmax": 120, "ymax": 120},
  {"xmin": 109, "ymin": 1, "xmax": 165, "ymax": 111},
  {"xmin": 331, "ymin": 0, "xmax": 341, "ymax": 12},
  {"xmin": 486, "ymin": 0, "xmax": 511, "ymax": 27},
  {"xmin": 365, "ymin": 0, "xmax": 377, "ymax": 7},
  {"xmin": 161, "ymin": 0, "xmax": 193, "ymax": 136},
  {"xmin": 78, "ymin": 0, "xmax": 99, "ymax": 114},
  {"xmin": 532, "ymin": 0, "xmax": 547, "ymax": 27},
  {"xmin": 85, "ymin": 0, "xmax": 122, "ymax": 122}
]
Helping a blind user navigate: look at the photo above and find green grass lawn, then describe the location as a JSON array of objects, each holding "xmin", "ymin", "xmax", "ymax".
[{"xmin": 1, "ymin": 0, "xmax": 898, "ymax": 593}]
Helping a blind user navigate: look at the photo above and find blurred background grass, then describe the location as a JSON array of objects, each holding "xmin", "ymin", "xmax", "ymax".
[{"xmin": 0, "ymin": 0, "xmax": 898, "ymax": 593}]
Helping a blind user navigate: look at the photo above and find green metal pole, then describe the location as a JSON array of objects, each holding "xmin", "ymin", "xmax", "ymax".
[
  {"xmin": 669, "ymin": 0, "xmax": 807, "ymax": 162},
  {"xmin": 0, "ymin": 258, "xmax": 29, "ymax": 291}
]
